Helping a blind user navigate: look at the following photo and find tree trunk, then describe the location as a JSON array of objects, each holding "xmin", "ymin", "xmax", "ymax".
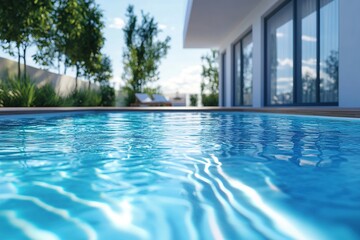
[
  {"xmin": 17, "ymin": 46, "xmax": 21, "ymax": 79},
  {"xmin": 75, "ymin": 65, "xmax": 79, "ymax": 91},
  {"xmin": 57, "ymin": 54, "xmax": 61, "ymax": 74},
  {"xmin": 23, "ymin": 46, "xmax": 27, "ymax": 80},
  {"xmin": 64, "ymin": 58, "xmax": 67, "ymax": 75},
  {"xmin": 88, "ymin": 80, "xmax": 91, "ymax": 90}
]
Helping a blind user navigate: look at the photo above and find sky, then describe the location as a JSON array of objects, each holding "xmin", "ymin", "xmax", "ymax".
[{"xmin": 0, "ymin": 0, "xmax": 209, "ymax": 95}]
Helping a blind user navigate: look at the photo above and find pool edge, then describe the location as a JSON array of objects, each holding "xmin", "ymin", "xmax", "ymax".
[{"xmin": 1, "ymin": 107, "xmax": 360, "ymax": 118}]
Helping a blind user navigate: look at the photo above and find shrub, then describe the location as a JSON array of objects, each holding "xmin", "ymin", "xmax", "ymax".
[
  {"xmin": 100, "ymin": 85, "xmax": 115, "ymax": 106},
  {"xmin": 202, "ymin": 93, "xmax": 218, "ymax": 106},
  {"xmin": 0, "ymin": 77, "xmax": 36, "ymax": 107},
  {"xmin": 190, "ymin": 94, "xmax": 198, "ymax": 107},
  {"xmin": 34, "ymin": 83, "xmax": 63, "ymax": 107},
  {"xmin": 0, "ymin": 76, "xmax": 107, "ymax": 107},
  {"xmin": 64, "ymin": 89, "xmax": 102, "ymax": 107}
]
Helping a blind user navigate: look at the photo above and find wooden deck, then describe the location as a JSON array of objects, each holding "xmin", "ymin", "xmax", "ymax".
[{"xmin": 1, "ymin": 107, "xmax": 360, "ymax": 118}]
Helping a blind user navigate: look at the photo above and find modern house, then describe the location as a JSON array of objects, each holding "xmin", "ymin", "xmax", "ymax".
[{"xmin": 184, "ymin": 0, "xmax": 360, "ymax": 108}]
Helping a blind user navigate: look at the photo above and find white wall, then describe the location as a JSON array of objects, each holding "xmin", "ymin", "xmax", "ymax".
[
  {"xmin": 339, "ymin": 0, "xmax": 360, "ymax": 108},
  {"xmin": 218, "ymin": 0, "xmax": 282, "ymax": 107},
  {"xmin": 0, "ymin": 57, "xmax": 99, "ymax": 96}
]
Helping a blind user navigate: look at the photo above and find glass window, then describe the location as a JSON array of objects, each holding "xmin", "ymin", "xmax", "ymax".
[
  {"xmin": 266, "ymin": 1, "xmax": 294, "ymax": 105},
  {"xmin": 233, "ymin": 32, "xmax": 253, "ymax": 106},
  {"xmin": 221, "ymin": 52, "xmax": 226, "ymax": 106},
  {"xmin": 320, "ymin": 0, "xmax": 339, "ymax": 103},
  {"xmin": 265, "ymin": 0, "xmax": 339, "ymax": 106},
  {"xmin": 300, "ymin": 0, "xmax": 317, "ymax": 103},
  {"xmin": 242, "ymin": 33, "xmax": 253, "ymax": 106},
  {"xmin": 233, "ymin": 42, "xmax": 241, "ymax": 106}
]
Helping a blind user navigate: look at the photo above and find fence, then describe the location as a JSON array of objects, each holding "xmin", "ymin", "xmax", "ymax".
[{"xmin": 0, "ymin": 57, "xmax": 98, "ymax": 96}]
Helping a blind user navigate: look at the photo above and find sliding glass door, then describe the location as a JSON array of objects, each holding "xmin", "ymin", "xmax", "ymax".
[
  {"xmin": 320, "ymin": 0, "xmax": 339, "ymax": 103},
  {"xmin": 221, "ymin": 51, "xmax": 226, "ymax": 106},
  {"xmin": 265, "ymin": 0, "xmax": 339, "ymax": 106},
  {"xmin": 233, "ymin": 32, "xmax": 253, "ymax": 106},
  {"xmin": 300, "ymin": 0, "xmax": 317, "ymax": 103},
  {"xmin": 266, "ymin": 1, "xmax": 294, "ymax": 105}
]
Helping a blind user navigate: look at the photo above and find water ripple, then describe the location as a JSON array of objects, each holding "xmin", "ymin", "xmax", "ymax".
[{"xmin": 1, "ymin": 112, "xmax": 360, "ymax": 239}]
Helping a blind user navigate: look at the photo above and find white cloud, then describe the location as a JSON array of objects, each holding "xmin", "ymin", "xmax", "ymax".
[
  {"xmin": 302, "ymin": 66, "xmax": 316, "ymax": 78},
  {"xmin": 302, "ymin": 35, "xmax": 317, "ymax": 42},
  {"xmin": 109, "ymin": 17, "xmax": 125, "ymax": 29},
  {"xmin": 158, "ymin": 65, "xmax": 202, "ymax": 94},
  {"xmin": 302, "ymin": 58, "xmax": 317, "ymax": 66},
  {"xmin": 277, "ymin": 77, "xmax": 293, "ymax": 84},
  {"xmin": 159, "ymin": 24, "xmax": 167, "ymax": 30},
  {"xmin": 278, "ymin": 58, "xmax": 293, "ymax": 68}
]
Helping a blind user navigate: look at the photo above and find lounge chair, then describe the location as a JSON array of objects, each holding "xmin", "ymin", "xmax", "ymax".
[
  {"xmin": 131, "ymin": 93, "xmax": 153, "ymax": 107},
  {"xmin": 131, "ymin": 93, "xmax": 172, "ymax": 107},
  {"xmin": 152, "ymin": 94, "xmax": 172, "ymax": 106}
]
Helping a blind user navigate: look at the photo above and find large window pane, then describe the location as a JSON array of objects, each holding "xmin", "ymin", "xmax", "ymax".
[
  {"xmin": 234, "ymin": 42, "xmax": 241, "ymax": 106},
  {"xmin": 265, "ymin": 0, "xmax": 339, "ymax": 106},
  {"xmin": 320, "ymin": 0, "xmax": 339, "ymax": 103},
  {"xmin": 300, "ymin": 0, "xmax": 317, "ymax": 103},
  {"xmin": 267, "ymin": 1, "xmax": 294, "ymax": 105},
  {"xmin": 242, "ymin": 33, "xmax": 253, "ymax": 106},
  {"xmin": 221, "ymin": 52, "xmax": 226, "ymax": 106}
]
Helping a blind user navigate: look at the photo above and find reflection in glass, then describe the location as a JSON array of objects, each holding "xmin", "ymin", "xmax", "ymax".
[
  {"xmin": 320, "ymin": 0, "xmax": 339, "ymax": 103},
  {"xmin": 300, "ymin": 0, "xmax": 317, "ymax": 103},
  {"xmin": 242, "ymin": 33, "xmax": 253, "ymax": 106},
  {"xmin": 234, "ymin": 42, "xmax": 241, "ymax": 106},
  {"xmin": 221, "ymin": 52, "xmax": 226, "ymax": 106},
  {"xmin": 267, "ymin": 1, "xmax": 294, "ymax": 105}
]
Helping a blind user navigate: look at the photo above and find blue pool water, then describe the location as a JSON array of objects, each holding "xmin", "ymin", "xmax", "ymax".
[{"xmin": 0, "ymin": 112, "xmax": 360, "ymax": 240}]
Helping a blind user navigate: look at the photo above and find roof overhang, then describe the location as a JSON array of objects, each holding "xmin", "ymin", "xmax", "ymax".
[{"xmin": 183, "ymin": 0, "xmax": 261, "ymax": 48}]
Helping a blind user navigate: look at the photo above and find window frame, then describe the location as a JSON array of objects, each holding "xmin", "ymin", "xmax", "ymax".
[
  {"xmin": 221, "ymin": 51, "xmax": 227, "ymax": 107},
  {"xmin": 264, "ymin": 0, "xmax": 339, "ymax": 107},
  {"xmin": 232, "ymin": 30, "xmax": 253, "ymax": 107}
]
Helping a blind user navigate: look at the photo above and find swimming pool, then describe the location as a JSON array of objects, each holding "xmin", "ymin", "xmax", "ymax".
[{"xmin": 0, "ymin": 112, "xmax": 359, "ymax": 240}]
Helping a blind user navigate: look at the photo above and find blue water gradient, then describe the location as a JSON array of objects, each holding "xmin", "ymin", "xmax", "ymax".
[{"xmin": 0, "ymin": 112, "xmax": 359, "ymax": 240}]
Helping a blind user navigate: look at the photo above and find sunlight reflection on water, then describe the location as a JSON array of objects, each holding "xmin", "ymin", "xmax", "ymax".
[{"xmin": 0, "ymin": 112, "xmax": 360, "ymax": 239}]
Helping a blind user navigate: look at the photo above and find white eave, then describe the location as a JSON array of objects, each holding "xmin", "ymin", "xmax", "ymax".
[{"xmin": 183, "ymin": 0, "xmax": 261, "ymax": 48}]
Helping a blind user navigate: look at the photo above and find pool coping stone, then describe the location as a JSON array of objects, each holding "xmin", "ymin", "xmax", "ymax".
[{"xmin": 1, "ymin": 107, "xmax": 360, "ymax": 118}]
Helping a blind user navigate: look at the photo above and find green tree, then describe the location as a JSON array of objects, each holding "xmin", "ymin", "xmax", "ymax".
[
  {"xmin": 201, "ymin": 50, "xmax": 219, "ymax": 106},
  {"xmin": 122, "ymin": 5, "xmax": 171, "ymax": 106},
  {"xmin": 93, "ymin": 55, "xmax": 113, "ymax": 84},
  {"xmin": 78, "ymin": 0, "xmax": 105, "ymax": 89},
  {"xmin": 34, "ymin": 0, "xmax": 106, "ymax": 91},
  {"xmin": 100, "ymin": 85, "xmax": 115, "ymax": 106},
  {"xmin": 0, "ymin": 0, "xmax": 53, "ymax": 79},
  {"xmin": 190, "ymin": 94, "xmax": 198, "ymax": 107},
  {"xmin": 33, "ymin": 0, "xmax": 77, "ymax": 73},
  {"xmin": 53, "ymin": 0, "xmax": 83, "ymax": 74}
]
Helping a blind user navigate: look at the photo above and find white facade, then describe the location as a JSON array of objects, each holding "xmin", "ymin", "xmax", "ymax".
[{"xmin": 184, "ymin": 0, "xmax": 360, "ymax": 108}]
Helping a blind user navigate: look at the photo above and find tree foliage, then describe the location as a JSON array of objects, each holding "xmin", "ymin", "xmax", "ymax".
[
  {"xmin": 190, "ymin": 94, "xmax": 198, "ymax": 107},
  {"xmin": 122, "ymin": 5, "xmax": 171, "ymax": 106},
  {"xmin": 0, "ymin": 0, "xmax": 110, "ymax": 92},
  {"xmin": 325, "ymin": 50, "xmax": 339, "ymax": 83},
  {"xmin": 92, "ymin": 55, "xmax": 113, "ymax": 84},
  {"xmin": 201, "ymin": 50, "xmax": 219, "ymax": 106},
  {"xmin": 0, "ymin": 0, "xmax": 53, "ymax": 79}
]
